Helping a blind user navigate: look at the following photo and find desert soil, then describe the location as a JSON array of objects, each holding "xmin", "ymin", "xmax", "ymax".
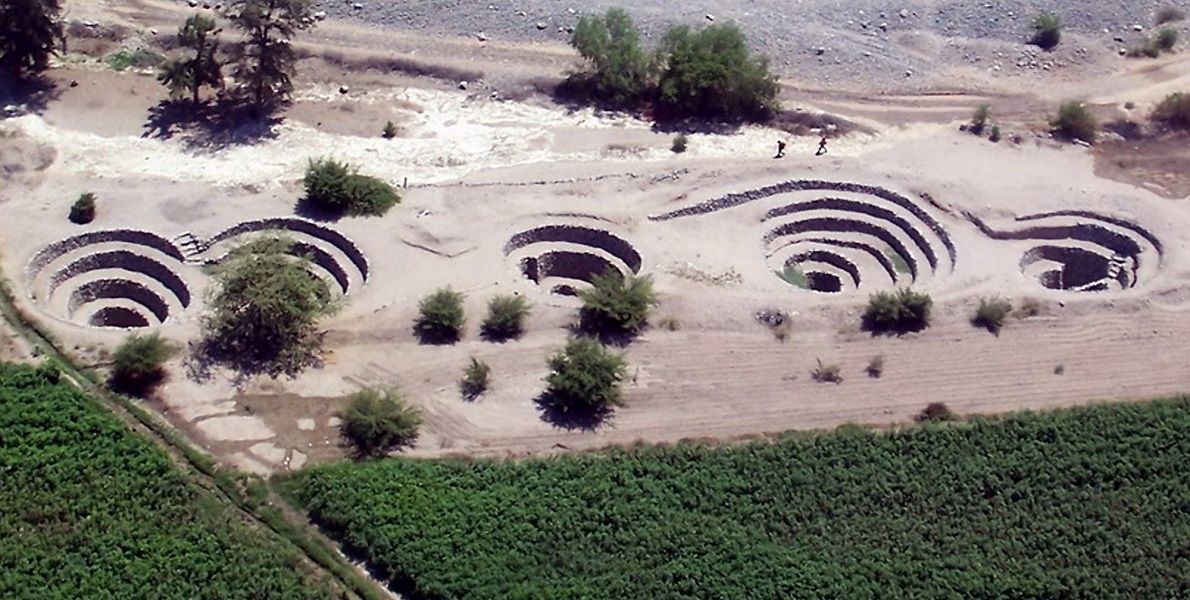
[{"xmin": 2, "ymin": 0, "xmax": 1190, "ymax": 473}]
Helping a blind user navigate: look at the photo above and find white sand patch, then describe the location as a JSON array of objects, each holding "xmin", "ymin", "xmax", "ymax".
[
  {"xmin": 287, "ymin": 450, "xmax": 308, "ymax": 471},
  {"xmin": 9, "ymin": 86, "xmax": 886, "ymax": 194},
  {"xmin": 249, "ymin": 442, "xmax": 288, "ymax": 464},
  {"xmin": 172, "ymin": 400, "xmax": 238, "ymax": 422},
  {"xmin": 195, "ymin": 415, "xmax": 277, "ymax": 442},
  {"xmin": 227, "ymin": 452, "xmax": 273, "ymax": 476}
]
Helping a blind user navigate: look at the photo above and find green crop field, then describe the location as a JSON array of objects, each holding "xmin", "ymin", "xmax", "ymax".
[
  {"xmin": 287, "ymin": 398, "xmax": 1190, "ymax": 600},
  {"xmin": 0, "ymin": 362, "xmax": 334, "ymax": 600}
]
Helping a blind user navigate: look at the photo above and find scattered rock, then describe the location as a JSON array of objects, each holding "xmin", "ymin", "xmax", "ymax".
[
  {"xmin": 536, "ymin": 21, "xmax": 547, "ymax": 30},
  {"xmin": 339, "ymin": 85, "xmax": 349, "ymax": 94},
  {"xmin": 458, "ymin": 80, "xmax": 468, "ymax": 90},
  {"xmin": 705, "ymin": 13, "xmax": 714, "ymax": 22},
  {"xmin": 477, "ymin": 31, "xmax": 487, "ymax": 41},
  {"xmin": 352, "ymin": 2, "xmax": 363, "ymax": 10},
  {"xmin": 188, "ymin": 0, "xmax": 198, "ymax": 6},
  {"xmin": 313, "ymin": 11, "xmax": 327, "ymax": 20}
]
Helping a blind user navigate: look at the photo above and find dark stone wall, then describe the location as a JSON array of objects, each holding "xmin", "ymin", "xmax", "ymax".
[
  {"xmin": 67, "ymin": 279, "xmax": 170, "ymax": 322},
  {"xmin": 765, "ymin": 217, "xmax": 920, "ymax": 279},
  {"xmin": 209, "ymin": 218, "xmax": 370, "ymax": 281},
  {"xmin": 504, "ymin": 225, "xmax": 642, "ymax": 273},
  {"xmin": 48, "ymin": 250, "xmax": 191, "ymax": 307},
  {"xmin": 648, "ymin": 179, "xmax": 958, "ymax": 265}
]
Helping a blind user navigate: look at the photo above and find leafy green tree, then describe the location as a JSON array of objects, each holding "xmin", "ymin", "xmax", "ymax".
[
  {"xmin": 1051, "ymin": 100, "xmax": 1097, "ymax": 144},
  {"xmin": 568, "ymin": 7, "xmax": 652, "ymax": 109},
  {"xmin": 862, "ymin": 287, "xmax": 932, "ymax": 333},
  {"xmin": 228, "ymin": 0, "xmax": 313, "ymax": 112},
  {"xmin": 68, "ymin": 192, "xmax": 96, "ymax": 224},
  {"xmin": 1031, "ymin": 12, "xmax": 1062, "ymax": 50},
  {"xmin": 542, "ymin": 336, "xmax": 627, "ymax": 416},
  {"xmin": 109, "ymin": 333, "xmax": 175, "ymax": 396},
  {"xmin": 656, "ymin": 22, "xmax": 779, "ymax": 122},
  {"xmin": 481, "ymin": 294, "xmax": 531, "ymax": 341},
  {"xmin": 579, "ymin": 270, "xmax": 657, "ymax": 336},
  {"xmin": 414, "ymin": 287, "xmax": 465, "ymax": 344},
  {"xmin": 1152, "ymin": 92, "xmax": 1190, "ymax": 131},
  {"xmin": 0, "ymin": 0, "xmax": 63, "ymax": 78},
  {"xmin": 201, "ymin": 236, "xmax": 337, "ymax": 376},
  {"xmin": 158, "ymin": 14, "xmax": 223, "ymax": 104},
  {"xmin": 340, "ymin": 386, "xmax": 422, "ymax": 457},
  {"xmin": 459, "ymin": 357, "xmax": 491, "ymax": 400},
  {"xmin": 302, "ymin": 157, "xmax": 400, "ymax": 217}
]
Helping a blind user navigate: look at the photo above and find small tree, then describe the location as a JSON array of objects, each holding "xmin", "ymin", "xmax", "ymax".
[
  {"xmin": 578, "ymin": 270, "xmax": 657, "ymax": 336},
  {"xmin": 228, "ymin": 0, "xmax": 314, "ymax": 113},
  {"xmin": 671, "ymin": 133, "xmax": 689, "ymax": 153},
  {"xmin": 340, "ymin": 386, "xmax": 421, "ymax": 457},
  {"xmin": 459, "ymin": 357, "xmax": 491, "ymax": 400},
  {"xmin": 382, "ymin": 120, "xmax": 398, "ymax": 139},
  {"xmin": 158, "ymin": 14, "xmax": 223, "ymax": 104},
  {"xmin": 1051, "ymin": 101, "xmax": 1098, "ymax": 144},
  {"xmin": 970, "ymin": 104, "xmax": 990, "ymax": 135},
  {"xmin": 810, "ymin": 359, "xmax": 843, "ymax": 384},
  {"xmin": 302, "ymin": 158, "xmax": 400, "ymax": 217},
  {"xmin": 414, "ymin": 287, "xmax": 465, "ymax": 344},
  {"xmin": 1156, "ymin": 28, "xmax": 1179, "ymax": 52},
  {"xmin": 68, "ymin": 192, "xmax": 96, "ymax": 224},
  {"xmin": 109, "ymin": 333, "xmax": 176, "ymax": 396},
  {"xmin": 656, "ymin": 22, "xmax": 780, "ymax": 122},
  {"xmin": 972, "ymin": 296, "xmax": 1012, "ymax": 335},
  {"xmin": 1152, "ymin": 92, "xmax": 1190, "ymax": 131},
  {"xmin": 1031, "ymin": 12, "xmax": 1062, "ymax": 51},
  {"xmin": 542, "ymin": 336, "xmax": 627, "ymax": 417},
  {"xmin": 0, "ymin": 0, "xmax": 64, "ymax": 78},
  {"xmin": 568, "ymin": 7, "xmax": 653, "ymax": 109},
  {"xmin": 201, "ymin": 236, "xmax": 337, "ymax": 376},
  {"xmin": 916, "ymin": 402, "xmax": 955, "ymax": 423},
  {"xmin": 863, "ymin": 287, "xmax": 932, "ymax": 333},
  {"xmin": 481, "ymin": 294, "xmax": 531, "ymax": 341}
]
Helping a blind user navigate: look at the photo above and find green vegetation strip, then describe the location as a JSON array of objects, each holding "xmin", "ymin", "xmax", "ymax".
[
  {"xmin": 0, "ymin": 363, "xmax": 332, "ymax": 599},
  {"xmin": 285, "ymin": 399, "xmax": 1190, "ymax": 599},
  {"xmin": 0, "ymin": 274, "xmax": 386, "ymax": 600}
]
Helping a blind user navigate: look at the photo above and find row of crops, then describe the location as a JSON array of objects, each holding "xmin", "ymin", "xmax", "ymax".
[
  {"xmin": 286, "ymin": 398, "xmax": 1190, "ymax": 599},
  {"xmin": 0, "ymin": 362, "xmax": 335, "ymax": 600}
]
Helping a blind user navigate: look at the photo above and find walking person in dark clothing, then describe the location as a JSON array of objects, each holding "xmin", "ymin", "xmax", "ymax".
[
  {"xmin": 775, "ymin": 139, "xmax": 786, "ymax": 158},
  {"xmin": 816, "ymin": 135, "xmax": 829, "ymax": 156}
]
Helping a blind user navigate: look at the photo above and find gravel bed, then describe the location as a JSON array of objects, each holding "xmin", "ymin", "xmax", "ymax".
[{"xmin": 175, "ymin": 0, "xmax": 1187, "ymax": 91}]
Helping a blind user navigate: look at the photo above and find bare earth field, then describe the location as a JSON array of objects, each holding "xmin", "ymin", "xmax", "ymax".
[{"xmin": 3, "ymin": 0, "xmax": 1190, "ymax": 473}]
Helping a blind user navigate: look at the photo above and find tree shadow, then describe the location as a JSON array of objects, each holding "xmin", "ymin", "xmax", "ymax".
[
  {"xmin": 650, "ymin": 118, "xmax": 743, "ymax": 136},
  {"xmin": 535, "ymin": 390, "xmax": 615, "ymax": 431},
  {"xmin": 293, "ymin": 195, "xmax": 344, "ymax": 222},
  {"xmin": 0, "ymin": 74, "xmax": 62, "ymax": 116},
  {"xmin": 142, "ymin": 96, "xmax": 282, "ymax": 152},
  {"xmin": 860, "ymin": 315, "xmax": 929, "ymax": 337},
  {"xmin": 413, "ymin": 323, "xmax": 461, "ymax": 346},
  {"xmin": 184, "ymin": 335, "xmax": 323, "ymax": 387},
  {"xmin": 567, "ymin": 311, "xmax": 642, "ymax": 348}
]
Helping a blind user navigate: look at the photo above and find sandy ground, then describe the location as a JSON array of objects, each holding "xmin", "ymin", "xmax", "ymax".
[{"xmin": 3, "ymin": 0, "xmax": 1190, "ymax": 473}]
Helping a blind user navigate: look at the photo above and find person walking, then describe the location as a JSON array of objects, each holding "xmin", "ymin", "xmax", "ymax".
[
  {"xmin": 775, "ymin": 139, "xmax": 786, "ymax": 158},
  {"xmin": 815, "ymin": 135, "xmax": 829, "ymax": 156}
]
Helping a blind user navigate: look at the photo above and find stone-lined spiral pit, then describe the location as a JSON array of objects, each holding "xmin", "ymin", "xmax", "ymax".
[
  {"xmin": 649, "ymin": 180, "xmax": 956, "ymax": 294},
  {"xmin": 762, "ymin": 197, "xmax": 953, "ymax": 293},
  {"xmin": 87, "ymin": 306, "xmax": 152, "ymax": 329},
  {"xmin": 972, "ymin": 211, "xmax": 1162, "ymax": 293},
  {"xmin": 504, "ymin": 225, "xmax": 641, "ymax": 295},
  {"xmin": 26, "ymin": 229, "xmax": 191, "ymax": 330},
  {"xmin": 204, "ymin": 218, "xmax": 370, "ymax": 295}
]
